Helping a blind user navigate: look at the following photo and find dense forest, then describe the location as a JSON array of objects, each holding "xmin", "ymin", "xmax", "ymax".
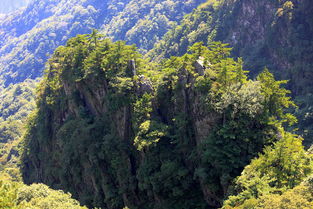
[
  {"xmin": 0, "ymin": 0, "xmax": 313, "ymax": 208},
  {"xmin": 0, "ymin": 0, "xmax": 206, "ymax": 86},
  {"xmin": 149, "ymin": 0, "xmax": 313, "ymax": 145},
  {"xmin": 20, "ymin": 33, "xmax": 313, "ymax": 208}
]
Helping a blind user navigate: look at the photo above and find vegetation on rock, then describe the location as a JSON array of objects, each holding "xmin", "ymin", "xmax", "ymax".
[
  {"xmin": 21, "ymin": 33, "xmax": 311, "ymax": 208},
  {"xmin": 0, "ymin": 0, "xmax": 312, "ymax": 208}
]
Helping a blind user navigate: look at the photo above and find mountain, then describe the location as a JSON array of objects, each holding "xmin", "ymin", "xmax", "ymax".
[
  {"xmin": 148, "ymin": 0, "xmax": 313, "ymax": 145},
  {"xmin": 150, "ymin": 0, "xmax": 313, "ymax": 80},
  {"xmin": 21, "ymin": 34, "xmax": 311, "ymax": 208},
  {"xmin": 149, "ymin": 0, "xmax": 313, "ymax": 92},
  {"xmin": 0, "ymin": 0, "xmax": 128, "ymax": 86},
  {"xmin": 0, "ymin": 0, "xmax": 207, "ymax": 167},
  {"xmin": 3, "ymin": 0, "xmax": 312, "ymax": 142},
  {"xmin": 0, "ymin": 0, "xmax": 313, "ymax": 208},
  {"xmin": 0, "ymin": 0, "xmax": 29, "ymax": 14},
  {"xmin": 102, "ymin": 0, "xmax": 207, "ymax": 52},
  {"xmin": 0, "ymin": 0, "xmax": 206, "ymax": 87}
]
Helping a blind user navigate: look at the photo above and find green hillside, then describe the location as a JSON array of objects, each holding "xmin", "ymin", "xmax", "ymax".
[
  {"xmin": 0, "ymin": 0, "xmax": 312, "ymax": 208},
  {"xmin": 0, "ymin": 0, "xmax": 205, "ymax": 86},
  {"xmin": 21, "ymin": 33, "xmax": 312, "ymax": 208},
  {"xmin": 149, "ymin": 0, "xmax": 313, "ymax": 145}
]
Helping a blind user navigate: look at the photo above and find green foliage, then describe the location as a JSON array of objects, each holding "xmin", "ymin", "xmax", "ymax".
[
  {"xmin": 257, "ymin": 69, "xmax": 297, "ymax": 126},
  {"xmin": 133, "ymin": 93, "xmax": 153, "ymax": 125},
  {"xmin": 148, "ymin": 0, "xmax": 220, "ymax": 60},
  {"xmin": 223, "ymin": 130, "xmax": 313, "ymax": 208},
  {"xmin": 294, "ymin": 95, "xmax": 313, "ymax": 146},
  {"xmin": 0, "ymin": 175, "xmax": 20, "ymax": 208},
  {"xmin": 224, "ymin": 179, "xmax": 313, "ymax": 209},
  {"xmin": 255, "ymin": 181, "xmax": 313, "ymax": 209},
  {"xmin": 16, "ymin": 183, "xmax": 87, "ymax": 209},
  {"xmin": 0, "ymin": 176, "xmax": 87, "ymax": 209},
  {"xmin": 0, "ymin": 0, "xmax": 206, "ymax": 87},
  {"xmin": 0, "ymin": 1, "xmax": 312, "ymax": 208},
  {"xmin": 0, "ymin": 80, "xmax": 36, "ymax": 181},
  {"xmin": 188, "ymin": 43, "xmax": 297, "ymax": 201},
  {"xmin": 103, "ymin": 0, "xmax": 208, "ymax": 52},
  {"xmin": 0, "ymin": 79, "xmax": 36, "ymax": 121},
  {"xmin": 148, "ymin": 0, "xmax": 313, "ymax": 145},
  {"xmin": 22, "ymin": 32, "xmax": 300, "ymax": 209},
  {"xmin": 134, "ymin": 120, "xmax": 168, "ymax": 151}
]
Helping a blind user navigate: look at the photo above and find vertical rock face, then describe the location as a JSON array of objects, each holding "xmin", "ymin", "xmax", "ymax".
[
  {"xmin": 147, "ymin": 0, "xmax": 313, "ymax": 145},
  {"xmin": 150, "ymin": 0, "xmax": 313, "ymax": 94},
  {"xmin": 21, "ymin": 35, "xmax": 281, "ymax": 208},
  {"xmin": 220, "ymin": 0, "xmax": 278, "ymax": 54},
  {"xmin": 213, "ymin": 0, "xmax": 290, "ymax": 80},
  {"xmin": 20, "ymin": 37, "xmax": 223, "ymax": 208},
  {"xmin": 215, "ymin": 0, "xmax": 313, "ymax": 145},
  {"xmin": 127, "ymin": 59, "xmax": 136, "ymax": 77},
  {"xmin": 22, "ymin": 59, "xmax": 218, "ymax": 208}
]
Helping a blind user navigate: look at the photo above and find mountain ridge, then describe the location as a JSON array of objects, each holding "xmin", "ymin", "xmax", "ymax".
[
  {"xmin": 0, "ymin": 0, "xmax": 313, "ymax": 208},
  {"xmin": 0, "ymin": 0, "xmax": 206, "ymax": 87}
]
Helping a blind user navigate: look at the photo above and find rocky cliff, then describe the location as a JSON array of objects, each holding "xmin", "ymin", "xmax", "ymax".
[
  {"xmin": 148, "ymin": 0, "xmax": 313, "ymax": 145},
  {"xmin": 22, "ymin": 34, "xmax": 293, "ymax": 208}
]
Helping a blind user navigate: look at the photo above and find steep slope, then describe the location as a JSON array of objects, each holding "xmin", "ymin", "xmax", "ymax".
[
  {"xmin": 0, "ymin": 0, "xmax": 208, "ymax": 185},
  {"xmin": 148, "ymin": 0, "xmax": 313, "ymax": 144},
  {"xmin": 0, "ymin": 80, "xmax": 36, "ymax": 162},
  {"xmin": 150, "ymin": 0, "xmax": 313, "ymax": 86},
  {"xmin": 223, "ymin": 136, "xmax": 312, "ymax": 208},
  {"xmin": 0, "ymin": 0, "xmax": 312, "ymax": 208},
  {"xmin": 102, "ymin": 0, "xmax": 207, "ymax": 52},
  {"xmin": 0, "ymin": 0, "xmax": 205, "ymax": 87},
  {"xmin": 0, "ymin": 80, "xmax": 37, "ymax": 190},
  {"xmin": 22, "ymin": 34, "xmax": 296, "ymax": 208},
  {"xmin": 0, "ymin": 0, "xmax": 130, "ymax": 86}
]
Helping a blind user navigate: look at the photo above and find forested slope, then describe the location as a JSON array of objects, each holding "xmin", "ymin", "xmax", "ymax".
[
  {"xmin": 0, "ymin": 80, "xmax": 36, "ymax": 175},
  {"xmin": 0, "ymin": 0, "xmax": 207, "ymax": 166},
  {"xmin": 0, "ymin": 0, "xmax": 313, "ymax": 208},
  {"xmin": 0, "ymin": 0, "xmax": 127, "ymax": 86},
  {"xmin": 0, "ymin": 178, "xmax": 87, "ymax": 208},
  {"xmin": 102, "ymin": 0, "xmax": 207, "ymax": 52},
  {"xmin": 149, "ymin": 0, "xmax": 313, "ymax": 145},
  {"xmin": 22, "ymin": 34, "xmax": 312, "ymax": 209},
  {"xmin": 0, "ymin": 0, "xmax": 205, "ymax": 87},
  {"xmin": 150, "ymin": 0, "xmax": 313, "ymax": 86}
]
